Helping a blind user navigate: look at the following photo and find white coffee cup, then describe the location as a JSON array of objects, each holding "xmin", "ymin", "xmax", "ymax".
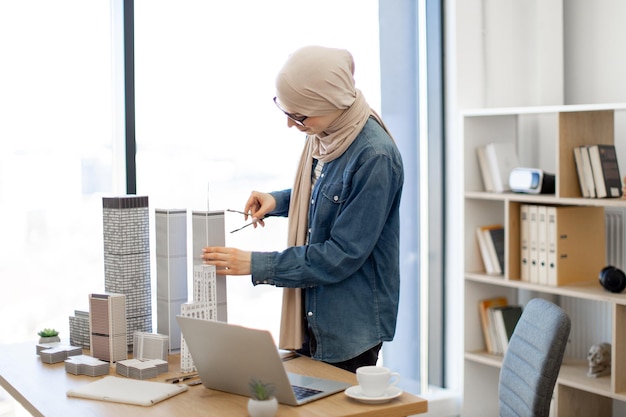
[{"xmin": 356, "ymin": 366, "xmax": 400, "ymax": 397}]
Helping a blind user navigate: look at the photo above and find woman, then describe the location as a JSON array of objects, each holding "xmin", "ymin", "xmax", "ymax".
[{"xmin": 202, "ymin": 45, "xmax": 404, "ymax": 373}]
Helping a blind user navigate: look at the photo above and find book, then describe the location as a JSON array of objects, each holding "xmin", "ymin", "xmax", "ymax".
[
  {"xmin": 476, "ymin": 224, "xmax": 504, "ymax": 275},
  {"xmin": 476, "ymin": 227, "xmax": 495, "ymax": 274},
  {"xmin": 573, "ymin": 146, "xmax": 590, "ymax": 197},
  {"xmin": 492, "ymin": 305, "xmax": 523, "ymax": 354},
  {"xmin": 579, "ymin": 146, "xmax": 597, "ymax": 198},
  {"xmin": 588, "ymin": 144, "xmax": 623, "ymax": 198},
  {"xmin": 520, "ymin": 204, "xmax": 530, "ymax": 282},
  {"xmin": 476, "ymin": 146, "xmax": 495, "ymax": 192},
  {"xmin": 476, "ymin": 142, "xmax": 520, "ymax": 193},
  {"xmin": 478, "ymin": 297, "xmax": 508, "ymax": 355},
  {"xmin": 487, "ymin": 227, "xmax": 505, "ymax": 274}
]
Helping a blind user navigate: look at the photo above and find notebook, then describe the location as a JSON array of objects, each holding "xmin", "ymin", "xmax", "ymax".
[
  {"xmin": 176, "ymin": 316, "xmax": 351, "ymax": 406},
  {"xmin": 66, "ymin": 376, "xmax": 188, "ymax": 406}
]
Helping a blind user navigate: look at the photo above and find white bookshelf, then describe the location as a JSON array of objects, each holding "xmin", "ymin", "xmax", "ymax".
[{"xmin": 461, "ymin": 103, "xmax": 626, "ymax": 417}]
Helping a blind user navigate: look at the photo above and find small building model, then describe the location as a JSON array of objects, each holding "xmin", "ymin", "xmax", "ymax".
[
  {"xmin": 69, "ymin": 310, "xmax": 90, "ymax": 349},
  {"xmin": 133, "ymin": 332, "xmax": 169, "ymax": 361},
  {"xmin": 89, "ymin": 293, "xmax": 128, "ymax": 364}
]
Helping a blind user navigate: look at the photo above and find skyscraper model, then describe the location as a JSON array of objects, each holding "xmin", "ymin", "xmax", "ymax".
[
  {"xmin": 180, "ymin": 264, "xmax": 217, "ymax": 373},
  {"xmin": 102, "ymin": 196, "xmax": 152, "ymax": 348},
  {"xmin": 89, "ymin": 293, "xmax": 127, "ymax": 364},
  {"xmin": 155, "ymin": 209, "xmax": 188, "ymax": 353},
  {"xmin": 192, "ymin": 210, "xmax": 227, "ymax": 321}
]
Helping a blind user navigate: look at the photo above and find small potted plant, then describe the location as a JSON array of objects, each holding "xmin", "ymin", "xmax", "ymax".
[
  {"xmin": 37, "ymin": 328, "xmax": 60, "ymax": 344},
  {"xmin": 247, "ymin": 378, "xmax": 278, "ymax": 417}
]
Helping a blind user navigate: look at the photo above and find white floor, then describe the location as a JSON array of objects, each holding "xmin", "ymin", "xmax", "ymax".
[{"xmin": 413, "ymin": 386, "xmax": 461, "ymax": 417}]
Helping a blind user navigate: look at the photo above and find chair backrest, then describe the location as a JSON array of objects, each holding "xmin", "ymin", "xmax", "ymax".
[{"xmin": 498, "ymin": 298, "xmax": 571, "ymax": 417}]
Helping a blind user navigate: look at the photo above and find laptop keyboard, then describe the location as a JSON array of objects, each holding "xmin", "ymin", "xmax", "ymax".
[{"xmin": 292, "ymin": 385, "xmax": 323, "ymax": 400}]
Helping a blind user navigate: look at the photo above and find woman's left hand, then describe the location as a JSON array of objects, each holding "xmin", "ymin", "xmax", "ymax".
[{"xmin": 202, "ymin": 246, "xmax": 251, "ymax": 275}]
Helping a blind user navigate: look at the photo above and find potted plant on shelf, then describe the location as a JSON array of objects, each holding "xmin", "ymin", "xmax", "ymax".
[
  {"xmin": 247, "ymin": 378, "xmax": 278, "ymax": 417},
  {"xmin": 37, "ymin": 328, "xmax": 60, "ymax": 344}
]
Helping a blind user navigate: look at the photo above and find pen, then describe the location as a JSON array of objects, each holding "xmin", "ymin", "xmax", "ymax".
[{"xmin": 165, "ymin": 373, "xmax": 199, "ymax": 383}]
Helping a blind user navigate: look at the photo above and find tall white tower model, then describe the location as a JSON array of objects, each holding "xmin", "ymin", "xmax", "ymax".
[
  {"xmin": 89, "ymin": 293, "xmax": 128, "ymax": 364},
  {"xmin": 155, "ymin": 208, "xmax": 188, "ymax": 353},
  {"xmin": 192, "ymin": 210, "xmax": 227, "ymax": 321},
  {"xmin": 102, "ymin": 196, "xmax": 152, "ymax": 347}
]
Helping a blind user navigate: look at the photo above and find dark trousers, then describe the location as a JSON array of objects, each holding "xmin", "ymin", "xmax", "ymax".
[
  {"xmin": 328, "ymin": 342, "xmax": 383, "ymax": 373},
  {"xmin": 298, "ymin": 326, "xmax": 382, "ymax": 373}
]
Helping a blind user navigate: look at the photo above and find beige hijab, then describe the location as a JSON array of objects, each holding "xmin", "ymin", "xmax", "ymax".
[{"xmin": 275, "ymin": 46, "xmax": 392, "ymax": 350}]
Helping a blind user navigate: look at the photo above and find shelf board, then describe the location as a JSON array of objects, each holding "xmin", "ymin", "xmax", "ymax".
[
  {"xmin": 465, "ymin": 352, "xmax": 626, "ymax": 402},
  {"xmin": 465, "ymin": 191, "xmax": 626, "ymax": 208},
  {"xmin": 465, "ymin": 273, "xmax": 626, "ymax": 305},
  {"xmin": 461, "ymin": 102, "xmax": 626, "ymax": 118}
]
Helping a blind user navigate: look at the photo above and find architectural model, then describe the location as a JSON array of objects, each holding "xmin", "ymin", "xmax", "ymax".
[
  {"xmin": 102, "ymin": 196, "xmax": 152, "ymax": 347},
  {"xmin": 192, "ymin": 210, "xmax": 227, "ymax": 321},
  {"xmin": 155, "ymin": 209, "xmax": 188, "ymax": 354},
  {"xmin": 65, "ymin": 355, "xmax": 110, "ymax": 376},
  {"xmin": 69, "ymin": 310, "xmax": 90, "ymax": 349},
  {"xmin": 133, "ymin": 331, "xmax": 169, "ymax": 361},
  {"xmin": 116, "ymin": 358, "xmax": 169, "ymax": 380},
  {"xmin": 89, "ymin": 293, "xmax": 128, "ymax": 364},
  {"xmin": 37, "ymin": 345, "xmax": 82, "ymax": 364},
  {"xmin": 180, "ymin": 264, "xmax": 218, "ymax": 373}
]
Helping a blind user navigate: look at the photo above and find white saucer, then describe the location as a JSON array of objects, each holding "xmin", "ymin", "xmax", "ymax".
[{"xmin": 344, "ymin": 385, "xmax": 403, "ymax": 404}]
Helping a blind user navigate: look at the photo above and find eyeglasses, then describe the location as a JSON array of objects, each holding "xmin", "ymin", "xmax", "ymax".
[
  {"xmin": 227, "ymin": 209, "xmax": 274, "ymax": 233},
  {"xmin": 273, "ymin": 97, "xmax": 308, "ymax": 127}
]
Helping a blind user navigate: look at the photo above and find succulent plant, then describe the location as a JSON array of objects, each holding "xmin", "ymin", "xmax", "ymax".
[
  {"xmin": 248, "ymin": 378, "xmax": 275, "ymax": 401},
  {"xmin": 37, "ymin": 328, "xmax": 59, "ymax": 337}
]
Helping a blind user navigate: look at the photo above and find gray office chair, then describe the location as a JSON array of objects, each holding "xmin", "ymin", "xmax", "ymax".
[{"xmin": 498, "ymin": 298, "xmax": 571, "ymax": 417}]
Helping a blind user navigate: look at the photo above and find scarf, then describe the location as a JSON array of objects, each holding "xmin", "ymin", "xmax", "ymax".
[{"xmin": 275, "ymin": 46, "xmax": 392, "ymax": 350}]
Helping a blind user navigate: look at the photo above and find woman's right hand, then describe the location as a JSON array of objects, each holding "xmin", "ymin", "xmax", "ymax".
[{"xmin": 243, "ymin": 191, "xmax": 276, "ymax": 228}]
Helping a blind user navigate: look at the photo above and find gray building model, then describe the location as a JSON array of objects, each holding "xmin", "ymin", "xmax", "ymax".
[
  {"xmin": 102, "ymin": 196, "xmax": 152, "ymax": 346},
  {"xmin": 133, "ymin": 331, "xmax": 169, "ymax": 361},
  {"xmin": 192, "ymin": 210, "xmax": 227, "ymax": 321},
  {"xmin": 69, "ymin": 310, "xmax": 90, "ymax": 349},
  {"xmin": 155, "ymin": 209, "xmax": 188, "ymax": 353}
]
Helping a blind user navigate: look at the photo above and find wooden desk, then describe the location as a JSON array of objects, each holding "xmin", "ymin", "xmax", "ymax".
[{"xmin": 0, "ymin": 342, "xmax": 427, "ymax": 417}]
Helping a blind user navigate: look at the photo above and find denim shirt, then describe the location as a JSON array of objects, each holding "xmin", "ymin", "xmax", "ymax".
[{"xmin": 250, "ymin": 118, "xmax": 404, "ymax": 363}]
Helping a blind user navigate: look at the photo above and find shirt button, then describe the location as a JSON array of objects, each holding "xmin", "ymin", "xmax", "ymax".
[
  {"xmin": 307, "ymin": 311, "xmax": 313, "ymax": 317},
  {"xmin": 311, "ymin": 199, "xmax": 315, "ymax": 205},
  {"xmin": 321, "ymin": 173, "xmax": 325, "ymax": 178},
  {"xmin": 308, "ymin": 228, "xmax": 312, "ymax": 234},
  {"xmin": 333, "ymin": 195, "xmax": 339, "ymax": 202}
]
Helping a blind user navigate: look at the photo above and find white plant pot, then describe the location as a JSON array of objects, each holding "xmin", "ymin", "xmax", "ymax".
[
  {"xmin": 247, "ymin": 397, "xmax": 278, "ymax": 417},
  {"xmin": 38, "ymin": 336, "xmax": 60, "ymax": 344}
]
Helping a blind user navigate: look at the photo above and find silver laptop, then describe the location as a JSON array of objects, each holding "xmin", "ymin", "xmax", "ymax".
[{"xmin": 176, "ymin": 316, "xmax": 351, "ymax": 406}]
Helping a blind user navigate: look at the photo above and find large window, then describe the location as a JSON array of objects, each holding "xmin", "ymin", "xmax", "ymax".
[
  {"xmin": 0, "ymin": 1, "xmax": 116, "ymax": 344},
  {"xmin": 1, "ymin": 3, "xmax": 447, "ymax": 414},
  {"xmin": 133, "ymin": 0, "xmax": 381, "ymax": 341}
]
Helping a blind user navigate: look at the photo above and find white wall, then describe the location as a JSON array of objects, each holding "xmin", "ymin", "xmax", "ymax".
[{"xmin": 444, "ymin": 0, "xmax": 626, "ymax": 406}]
